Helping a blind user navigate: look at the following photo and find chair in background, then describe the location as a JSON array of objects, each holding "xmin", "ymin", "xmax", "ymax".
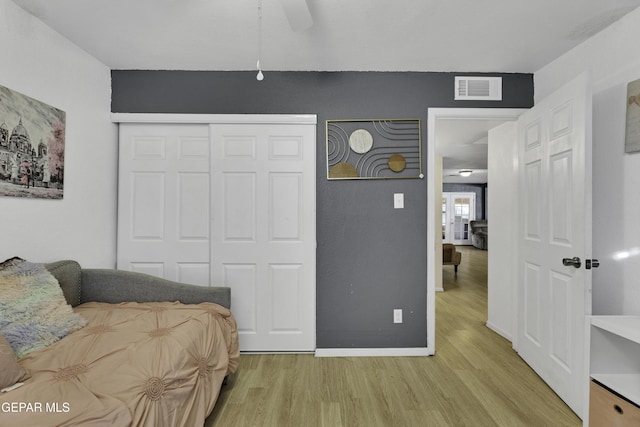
[{"xmin": 442, "ymin": 243, "xmax": 462, "ymax": 273}]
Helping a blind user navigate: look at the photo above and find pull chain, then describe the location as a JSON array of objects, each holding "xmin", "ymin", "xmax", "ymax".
[{"xmin": 257, "ymin": 0, "xmax": 264, "ymax": 81}]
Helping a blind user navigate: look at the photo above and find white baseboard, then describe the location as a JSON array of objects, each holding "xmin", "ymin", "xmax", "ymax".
[
  {"xmin": 436, "ymin": 286, "xmax": 444, "ymax": 292},
  {"xmin": 485, "ymin": 321, "xmax": 512, "ymax": 342},
  {"xmin": 315, "ymin": 347, "xmax": 432, "ymax": 357}
]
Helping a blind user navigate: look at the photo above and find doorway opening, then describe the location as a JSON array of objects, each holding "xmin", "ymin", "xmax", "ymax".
[{"xmin": 425, "ymin": 108, "xmax": 526, "ymax": 355}]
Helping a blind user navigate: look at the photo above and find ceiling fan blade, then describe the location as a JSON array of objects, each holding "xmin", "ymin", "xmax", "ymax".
[{"xmin": 278, "ymin": 0, "xmax": 313, "ymax": 31}]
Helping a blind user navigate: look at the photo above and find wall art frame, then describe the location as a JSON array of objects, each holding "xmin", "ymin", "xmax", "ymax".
[
  {"xmin": 626, "ymin": 78, "xmax": 640, "ymax": 154},
  {"xmin": 326, "ymin": 118, "xmax": 422, "ymax": 180},
  {"xmin": 0, "ymin": 84, "xmax": 65, "ymax": 199}
]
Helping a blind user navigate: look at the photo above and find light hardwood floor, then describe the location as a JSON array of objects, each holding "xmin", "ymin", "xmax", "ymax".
[{"xmin": 206, "ymin": 246, "xmax": 581, "ymax": 426}]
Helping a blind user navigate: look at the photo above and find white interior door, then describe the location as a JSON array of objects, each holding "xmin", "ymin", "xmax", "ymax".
[
  {"xmin": 442, "ymin": 192, "xmax": 475, "ymax": 245},
  {"xmin": 117, "ymin": 123, "xmax": 211, "ymax": 285},
  {"xmin": 516, "ymin": 73, "xmax": 592, "ymax": 417},
  {"xmin": 210, "ymin": 122, "xmax": 316, "ymax": 352}
]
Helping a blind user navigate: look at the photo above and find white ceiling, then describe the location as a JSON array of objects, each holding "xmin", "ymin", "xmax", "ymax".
[
  {"xmin": 436, "ymin": 118, "xmax": 512, "ymax": 184},
  {"xmin": 11, "ymin": 0, "xmax": 640, "ymax": 72},
  {"xmin": 11, "ymin": 0, "xmax": 640, "ymax": 185}
]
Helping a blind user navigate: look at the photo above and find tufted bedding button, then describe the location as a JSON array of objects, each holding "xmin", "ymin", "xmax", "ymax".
[
  {"xmin": 144, "ymin": 377, "xmax": 166, "ymax": 401},
  {"xmin": 53, "ymin": 364, "xmax": 88, "ymax": 381}
]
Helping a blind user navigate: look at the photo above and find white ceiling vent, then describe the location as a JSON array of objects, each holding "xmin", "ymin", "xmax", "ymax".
[{"xmin": 455, "ymin": 76, "xmax": 502, "ymax": 101}]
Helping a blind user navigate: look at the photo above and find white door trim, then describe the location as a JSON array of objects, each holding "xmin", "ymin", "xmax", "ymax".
[
  {"xmin": 112, "ymin": 113, "xmax": 317, "ymax": 125},
  {"xmin": 426, "ymin": 108, "xmax": 527, "ymax": 355}
]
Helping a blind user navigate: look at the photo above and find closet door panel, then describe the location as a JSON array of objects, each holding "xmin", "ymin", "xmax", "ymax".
[
  {"xmin": 118, "ymin": 124, "xmax": 210, "ymax": 286},
  {"xmin": 211, "ymin": 123, "xmax": 316, "ymax": 352}
]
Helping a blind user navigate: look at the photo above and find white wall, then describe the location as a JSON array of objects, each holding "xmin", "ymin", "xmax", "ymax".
[
  {"xmin": 0, "ymin": 0, "xmax": 117, "ymax": 267},
  {"xmin": 535, "ymin": 7, "xmax": 640, "ymax": 315},
  {"xmin": 486, "ymin": 121, "xmax": 517, "ymax": 340}
]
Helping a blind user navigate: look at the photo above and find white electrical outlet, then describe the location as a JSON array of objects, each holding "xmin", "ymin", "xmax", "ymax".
[
  {"xmin": 393, "ymin": 309, "xmax": 403, "ymax": 324},
  {"xmin": 394, "ymin": 193, "xmax": 404, "ymax": 209}
]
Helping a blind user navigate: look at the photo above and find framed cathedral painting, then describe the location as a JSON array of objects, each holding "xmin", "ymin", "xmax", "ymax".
[
  {"xmin": 0, "ymin": 84, "xmax": 65, "ymax": 199},
  {"xmin": 626, "ymin": 78, "xmax": 640, "ymax": 154}
]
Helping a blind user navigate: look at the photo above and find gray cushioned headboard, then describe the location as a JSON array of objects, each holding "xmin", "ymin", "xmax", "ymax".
[
  {"xmin": 45, "ymin": 260, "xmax": 82, "ymax": 307},
  {"xmin": 79, "ymin": 269, "xmax": 231, "ymax": 309}
]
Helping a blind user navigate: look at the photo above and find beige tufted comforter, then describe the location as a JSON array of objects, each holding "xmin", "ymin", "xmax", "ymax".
[{"xmin": 0, "ymin": 301, "xmax": 239, "ymax": 426}]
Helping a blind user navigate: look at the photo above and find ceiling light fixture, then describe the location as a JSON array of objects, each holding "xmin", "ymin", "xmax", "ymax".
[
  {"xmin": 459, "ymin": 169, "xmax": 472, "ymax": 177},
  {"xmin": 256, "ymin": 0, "xmax": 264, "ymax": 81}
]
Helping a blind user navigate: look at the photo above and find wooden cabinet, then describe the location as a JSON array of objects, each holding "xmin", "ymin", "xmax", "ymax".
[{"xmin": 587, "ymin": 316, "xmax": 640, "ymax": 426}]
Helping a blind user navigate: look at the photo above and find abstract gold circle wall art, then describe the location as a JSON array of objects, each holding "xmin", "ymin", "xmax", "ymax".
[
  {"xmin": 329, "ymin": 162, "xmax": 359, "ymax": 178},
  {"xmin": 326, "ymin": 119, "xmax": 422, "ymax": 180},
  {"xmin": 388, "ymin": 154, "xmax": 406, "ymax": 172},
  {"xmin": 348, "ymin": 129, "xmax": 374, "ymax": 154}
]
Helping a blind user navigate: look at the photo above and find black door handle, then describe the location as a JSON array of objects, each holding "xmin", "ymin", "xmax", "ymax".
[{"xmin": 562, "ymin": 257, "xmax": 581, "ymax": 268}]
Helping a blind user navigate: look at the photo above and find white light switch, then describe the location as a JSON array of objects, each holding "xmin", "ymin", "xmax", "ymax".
[{"xmin": 394, "ymin": 193, "xmax": 404, "ymax": 209}]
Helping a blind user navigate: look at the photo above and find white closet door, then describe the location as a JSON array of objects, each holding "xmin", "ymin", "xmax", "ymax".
[
  {"xmin": 117, "ymin": 123, "xmax": 211, "ymax": 285},
  {"xmin": 210, "ymin": 123, "xmax": 316, "ymax": 352}
]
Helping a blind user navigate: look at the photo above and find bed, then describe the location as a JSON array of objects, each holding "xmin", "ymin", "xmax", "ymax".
[{"xmin": 0, "ymin": 258, "xmax": 239, "ymax": 426}]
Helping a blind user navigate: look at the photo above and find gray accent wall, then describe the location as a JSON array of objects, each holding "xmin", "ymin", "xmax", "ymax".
[{"xmin": 111, "ymin": 71, "xmax": 533, "ymax": 348}]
